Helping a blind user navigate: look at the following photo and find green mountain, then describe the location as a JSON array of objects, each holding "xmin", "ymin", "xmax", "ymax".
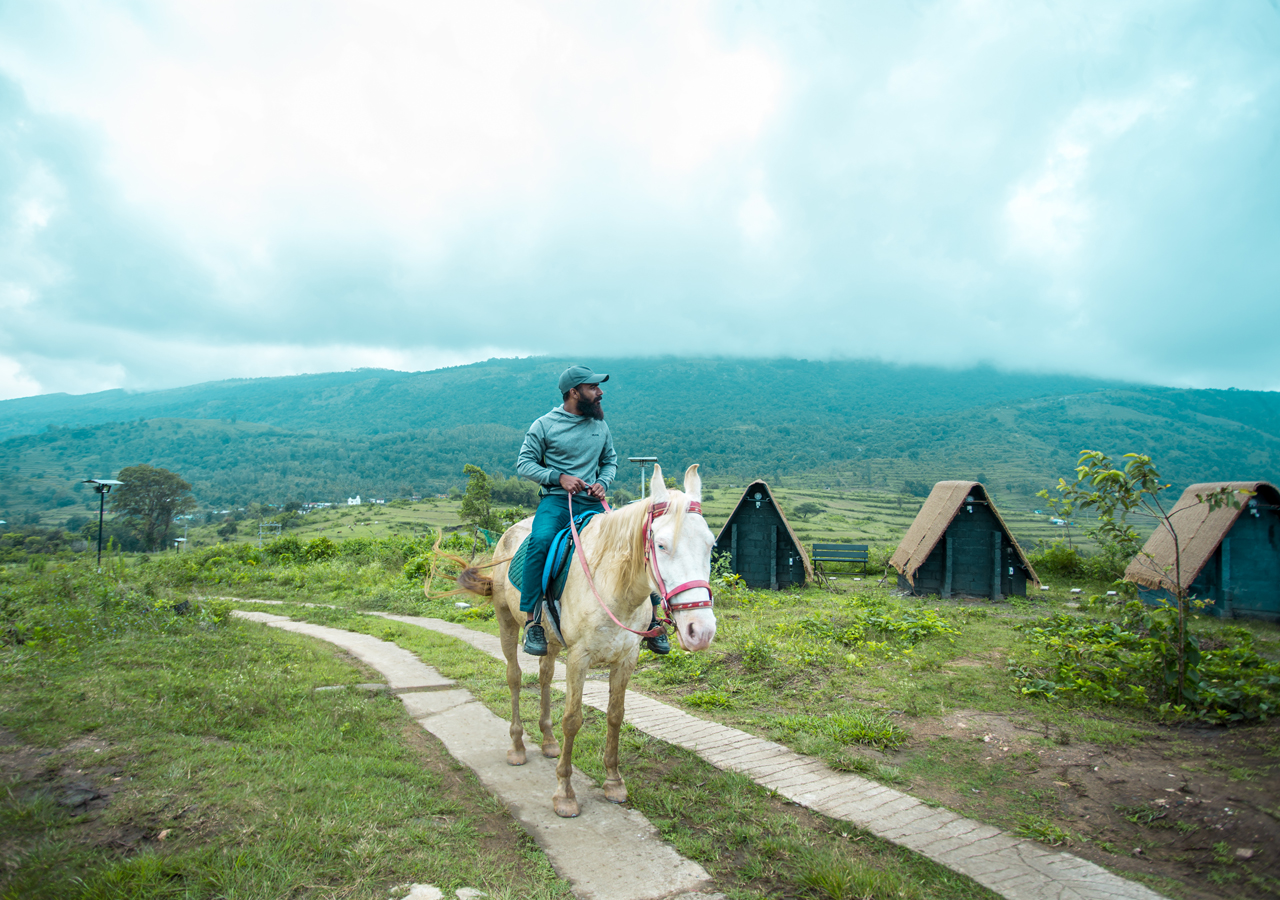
[{"xmin": 2, "ymin": 357, "xmax": 1277, "ymax": 521}]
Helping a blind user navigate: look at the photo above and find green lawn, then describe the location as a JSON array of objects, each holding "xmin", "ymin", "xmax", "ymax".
[{"xmin": 0, "ymin": 566, "xmax": 571, "ymax": 900}]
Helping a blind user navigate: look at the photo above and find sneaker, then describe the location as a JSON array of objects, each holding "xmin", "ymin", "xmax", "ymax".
[
  {"xmin": 643, "ymin": 619, "xmax": 671, "ymax": 655},
  {"xmin": 523, "ymin": 623, "xmax": 548, "ymax": 656}
]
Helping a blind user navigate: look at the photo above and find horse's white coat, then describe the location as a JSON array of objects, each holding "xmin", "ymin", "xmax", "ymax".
[{"xmin": 478, "ymin": 464, "xmax": 718, "ymax": 817}]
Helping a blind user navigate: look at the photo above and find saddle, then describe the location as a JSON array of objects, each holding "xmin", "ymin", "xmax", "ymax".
[{"xmin": 507, "ymin": 510, "xmax": 602, "ymax": 645}]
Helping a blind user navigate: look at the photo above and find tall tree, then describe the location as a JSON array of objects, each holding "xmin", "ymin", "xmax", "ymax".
[
  {"xmin": 110, "ymin": 465, "xmax": 197, "ymax": 550},
  {"xmin": 459, "ymin": 464, "xmax": 497, "ymax": 532}
]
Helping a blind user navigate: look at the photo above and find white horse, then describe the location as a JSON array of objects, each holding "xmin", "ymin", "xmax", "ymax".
[{"xmin": 458, "ymin": 464, "xmax": 718, "ymax": 817}]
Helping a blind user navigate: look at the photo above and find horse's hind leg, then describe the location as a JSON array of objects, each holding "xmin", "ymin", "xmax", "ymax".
[
  {"xmin": 538, "ymin": 650, "xmax": 561, "ymax": 758},
  {"xmin": 496, "ymin": 599, "xmax": 527, "ymax": 766},
  {"xmin": 602, "ymin": 659, "xmax": 636, "ymax": 804},
  {"xmin": 553, "ymin": 653, "xmax": 588, "ymax": 818}
]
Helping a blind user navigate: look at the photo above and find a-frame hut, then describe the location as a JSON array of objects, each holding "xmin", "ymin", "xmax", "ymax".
[
  {"xmin": 891, "ymin": 481, "xmax": 1037, "ymax": 598},
  {"xmin": 1124, "ymin": 481, "xmax": 1280, "ymax": 622},
  {"xmin": 714, "ymin": 481, "xmax": 813, "ymax": 589}
]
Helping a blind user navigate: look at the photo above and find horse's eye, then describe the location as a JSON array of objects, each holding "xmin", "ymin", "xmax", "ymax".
[{"xmin": 658, "ymin": 543, "xmax": 667, "ymax": 552}]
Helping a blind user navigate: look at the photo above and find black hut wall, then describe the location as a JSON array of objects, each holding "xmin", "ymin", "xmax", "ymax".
[
  {"xmin": 1144, "ymin": 502, "xmax": 1280, "ymax": 622},
  {"xmin": 714, "ymin": 494, "xmax": 805, "ymax": 589},
  {"xmin": 897, "ymin": 502, "xmax": 1028, "ymax": 598}
]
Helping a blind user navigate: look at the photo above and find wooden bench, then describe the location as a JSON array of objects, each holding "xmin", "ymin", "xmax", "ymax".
[{"xmin": 811, "ymin": 543, "xmax": 870, "ymax": 584}]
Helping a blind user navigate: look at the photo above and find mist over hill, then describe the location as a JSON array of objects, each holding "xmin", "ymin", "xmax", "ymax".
[{"xmin": 2, "ymin": 357, "xmax": 1277, "ymax": 519}]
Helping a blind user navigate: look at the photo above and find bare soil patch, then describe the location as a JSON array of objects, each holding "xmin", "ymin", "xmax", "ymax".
[{"xmin": 901, "ymin": 712, "xmax": 1280, "ymax": 899}]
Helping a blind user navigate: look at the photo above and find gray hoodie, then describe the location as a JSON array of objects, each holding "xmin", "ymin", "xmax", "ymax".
[{"xmin": 516, "ymin": 407, "xmax": 618, "ymax": 496}]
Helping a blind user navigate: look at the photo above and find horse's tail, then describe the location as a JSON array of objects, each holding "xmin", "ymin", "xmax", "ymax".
[
  {"xmin": 425, "ymin": 532, "xmax": 501, "ymax": 599},
  {"xmin": 457, "ymin": 562, "xmax": 495, "ymax": 597}
]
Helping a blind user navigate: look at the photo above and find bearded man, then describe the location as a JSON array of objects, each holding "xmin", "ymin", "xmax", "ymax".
[{"xmin": 515, "ymin": 364, "xmax": 669, "ymax": 656}]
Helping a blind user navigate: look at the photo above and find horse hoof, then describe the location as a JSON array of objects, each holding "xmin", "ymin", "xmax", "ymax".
[
  {"xmin": 507, "ymin": 749, "xmax": 527, "ymax": 766},
  {"xmin": 604, "ymin": 779, "xmax": 627, "ymax": 804},
  {"xmin": 553, "ymin": 796, "xmax": 580, "ymax": 818},
  {"xmin": 541, "ymin": 741, "xmax": 561, "ymax": 758}
]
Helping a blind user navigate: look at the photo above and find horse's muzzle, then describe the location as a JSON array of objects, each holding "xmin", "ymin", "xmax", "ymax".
[{"xmin": 672, "ymin": 608, "xmax": 717, "ymax": 652}]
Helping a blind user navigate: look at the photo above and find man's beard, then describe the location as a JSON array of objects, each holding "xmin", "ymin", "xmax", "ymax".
[{"xmin": 579, "ymin": 397, "xmax": 604, "ymax": 420}]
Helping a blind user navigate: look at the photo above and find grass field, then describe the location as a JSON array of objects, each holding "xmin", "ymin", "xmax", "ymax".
[
  {"xmin": 112, "ymin": 475, "xmax": 1124, "ymax": 565},
  {"xmin": 5, "ymin": 488, "xmax": 1271, "ymax": 899},
  {"xmin": 0, "ymin": 569, "xmax": 571, "ymax": 900}
]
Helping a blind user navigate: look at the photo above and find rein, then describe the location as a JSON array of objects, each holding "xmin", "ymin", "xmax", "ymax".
[{"xmin": 566, "ymin": 492, "xmax": 714, "ymax": 640}]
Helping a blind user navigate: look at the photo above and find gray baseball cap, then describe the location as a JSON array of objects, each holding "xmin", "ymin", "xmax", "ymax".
[{"xmin": 558, "ymin": 364, "xmax": 609, "ymax": 394}]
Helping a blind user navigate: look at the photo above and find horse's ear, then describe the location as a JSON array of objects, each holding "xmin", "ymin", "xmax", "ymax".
[
  {"xmin": 683, "ymin": 464, "xmax": 701, "ymax": 501},
  {"xmin": 650, "ymin": 464, "xmax": 669, "ymax": 503}
]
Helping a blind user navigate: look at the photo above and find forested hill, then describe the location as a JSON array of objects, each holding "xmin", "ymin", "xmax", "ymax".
[
  {"xmin": 0, "ymin": 357, "xmax": 1137, "ymax": 440},
  {"xmin": 2, "ymin": 357, "xmax": 1278, "ymax": 514}
]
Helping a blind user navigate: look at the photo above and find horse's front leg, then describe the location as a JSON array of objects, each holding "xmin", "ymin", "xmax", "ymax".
[
  {"xmin": 602, "ymin": 655, "xmax": 637, "ymax": 804},
  {"xmin": 497, "ymin": 604, "xmax": 527, "ymax": 766},
  {"xmin": 538, "ymin": 649, "xmax": 561, "ymax": 758},
  {"xmin": 553, "ymin": 653, "xmax": 588, "ymax": 818}
]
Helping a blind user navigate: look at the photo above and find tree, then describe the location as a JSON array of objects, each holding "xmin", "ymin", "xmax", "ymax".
[
  {"xmin": 110, "ymin": 465, "xmax": 197, "ymax": 551},
  {"xmin": 902, "ymin": 479, "xmax": 932, "ymax": 498},
  {"xmin": 1048, "ymin": 450, "xmax": 1243, "ymax": 704},
  {"xmin": 459, "ymin": 464, "xmax": 500, "ymax": 532},
  {"xmin": 793, "ymin": 502, "xmax": 824, "ymax": 520}
]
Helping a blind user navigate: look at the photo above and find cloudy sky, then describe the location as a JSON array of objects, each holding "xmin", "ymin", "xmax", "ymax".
[{"xmin": 1, "ymin": 0, "xmax": 1277, "ymax": 401}]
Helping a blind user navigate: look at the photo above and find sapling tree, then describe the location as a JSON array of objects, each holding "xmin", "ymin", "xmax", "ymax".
[
  {"xmin": 459, "ymin": 464, "xmax": 499, "ymax": 533},
  {"xmin": 1050, "ymin": 450, "xmax": 1242, "ymax": 704}
]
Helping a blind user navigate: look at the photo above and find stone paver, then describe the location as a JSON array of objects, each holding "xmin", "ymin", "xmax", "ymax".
[
  {"xmin": 233, "ymin": 611, "xmax": 716, "ymax": 900},
  {"xmin": 356, "ymin": 611, "xmax": 1168, "ymax": 900}
]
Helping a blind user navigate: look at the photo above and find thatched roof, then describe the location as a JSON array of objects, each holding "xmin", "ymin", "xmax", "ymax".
[
  {"xmin": 716, "ymin": 480, "xmax": 815, "ymax": 583},
  {"xmin": 889, "ymin": 481, "xmax": 1038, "ymax": 586},
  {"xmin": 1123, "ymin": 481, "xmax": 1279, "ymax": 591}
]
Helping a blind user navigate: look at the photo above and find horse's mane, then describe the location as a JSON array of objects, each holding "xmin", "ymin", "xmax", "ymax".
[{"xmin": 586, "ymin": 493, "xmax": 691, "ymax": 590}]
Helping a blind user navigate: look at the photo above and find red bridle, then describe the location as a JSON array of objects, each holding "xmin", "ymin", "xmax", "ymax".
[
  {"xmin": 644, "ymin": 499, "xmax": 715, "ymax": 615},
  {"xmin": 565, "ymin": 493, "xmax": 714, "ymax": 640}
]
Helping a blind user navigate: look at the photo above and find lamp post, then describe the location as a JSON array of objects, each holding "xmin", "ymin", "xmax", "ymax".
[
  {"xmin": 81, "ymin": 478, "xmax": 123, "ymax": 570},
  {"xmin": 627, "ymin": 457, "xmax": 658, "ymax": 500}
]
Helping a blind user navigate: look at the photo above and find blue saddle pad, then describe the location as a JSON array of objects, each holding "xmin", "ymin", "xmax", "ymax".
[{"xmin": 507, "ymin": 510, "xmax": 601, "ymax": 602}]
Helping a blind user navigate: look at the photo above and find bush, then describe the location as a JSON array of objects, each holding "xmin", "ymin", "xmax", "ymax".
[
  {"xmin": 303, "ymin": 536, "xmax": 338, "ymax": 563},
  {"xmin": 1029, "ymin": 540, "xmax": 1133, "ymax": 582},
  {"xmin": 263, "ymin": 534, "xmax": 303, "ymax": 562},
  {"xmin": 1010, "ymin": 607, "xmax": 1280, "ymax": 723}
]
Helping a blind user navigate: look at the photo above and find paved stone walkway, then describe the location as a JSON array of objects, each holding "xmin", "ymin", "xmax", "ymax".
[
  {"xmin": 372, "ymin": 613, "xmax": 1166, "ymax": 900},
  {"xmin": 232, "ymin": 602, "xmax": 1166, "ymax": 900},
  {"xmin": 233, "ymin": 610, "xmax": 719, "ymax": 900}
]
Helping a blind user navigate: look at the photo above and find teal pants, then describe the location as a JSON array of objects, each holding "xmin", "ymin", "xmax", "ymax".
[{"xmin": 519, "ymin": 493, "xmax": 604, "ymax": 614}]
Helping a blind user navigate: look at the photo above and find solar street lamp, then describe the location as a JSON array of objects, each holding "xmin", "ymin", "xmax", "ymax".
[
  {"xmin": 627, "ymin": 457, "xmax": 658, "ymax": 499},
  {"xmin": 81, "ymin": 478, "xmax": 123, "ymax": 570}
]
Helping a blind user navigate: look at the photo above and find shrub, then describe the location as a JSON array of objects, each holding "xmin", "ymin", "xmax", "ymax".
[
  {"xmin": 303, "ymin": 536, "xmax": 338, "ymax": 563},
  {"xmin": 1009, "ymin": 608, "xmax": 1280, "ymax": 723},
  {"xmin": 263, "ymin": 534, "xmax": 303, "ymax": 562}
]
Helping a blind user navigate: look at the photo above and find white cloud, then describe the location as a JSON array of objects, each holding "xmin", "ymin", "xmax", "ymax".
[
  {"xmin": 0, "ymin": 0, "xmax": 1278, "ymax": 396},
  {"xmin": 0, "ymin": 354, "xmax": 41, "ymax": 401},
  {"xmin": 7, "ymin": 337, "xmax": 529, "ymax": 396},
  {"xmin": 0, "ymin": 0, "xmax": 783, "ymax": 262}
]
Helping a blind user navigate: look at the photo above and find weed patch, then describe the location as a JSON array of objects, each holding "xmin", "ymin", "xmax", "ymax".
[
  {"xmin": 777, "ymin": 711, "xmax": 909, "ymax": 751},
  {"xmin": 1010, "ymin": 608, "xmax": 1280, "ymax": 722}
]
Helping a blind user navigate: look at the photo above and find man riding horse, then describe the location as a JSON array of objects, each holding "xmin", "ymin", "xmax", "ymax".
[{"xmin": 515, "ymin": 364, "xmax": 669, "ymax": 656}]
